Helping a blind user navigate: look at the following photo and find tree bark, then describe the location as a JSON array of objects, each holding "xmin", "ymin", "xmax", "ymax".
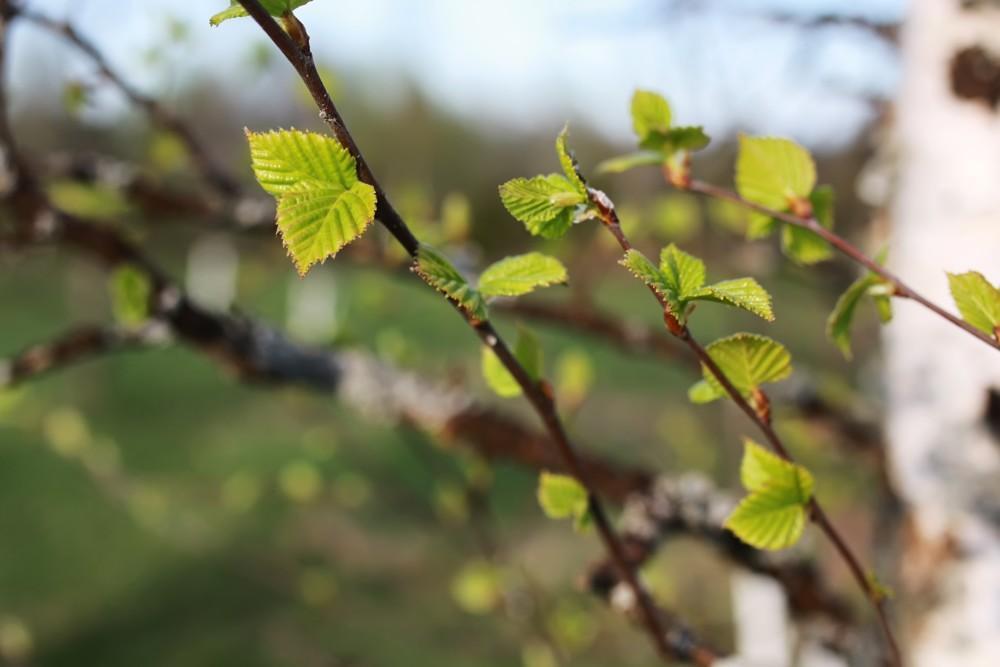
[{"xmin": 886, "ymin": 1, "xmax": 1000, "ymax": 664}]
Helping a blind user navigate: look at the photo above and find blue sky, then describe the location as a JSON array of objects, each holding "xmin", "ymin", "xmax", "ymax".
[{"xmin": 11, "ymin": 0, "xmax": 904, "ymax": 148}]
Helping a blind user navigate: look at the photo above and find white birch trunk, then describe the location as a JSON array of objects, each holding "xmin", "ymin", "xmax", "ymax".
[{"xmin": 886, "ymin": 1, "xmax": 1000, "ymax": 665}]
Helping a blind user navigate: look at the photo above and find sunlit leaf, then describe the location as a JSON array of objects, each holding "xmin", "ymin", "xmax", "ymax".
[
  {"xmin": 694, "ymin": 277, "xmax": 774, "ymax": 321},
  {"xmin": 782, "ymin": 185, "xmax": 834, "ymax": 264},
  {"xmin": 947, "ymin": 271, "xmax": 1000, "ymax": 338},
  {"xmin": 630, "ymin": 90, "xmax": 672, "ymax": 141},
  {"xmin": 482, "ymin": 327, "xmax": 542, "ymax": 398},
  {"xmin": 210, "ymin": 0, "xmax": 314, "ymax": 26},
  {"xmin": 246, "ymin": 129, "xmax": 377, "ymax": 274},
  {"xmin": 537, "ymin": 471, "xmax": 590, "ymax": 531},
  {"xmin": 109, "ymin": 265, "xmax": 152, "ymax": 326},
  {"xmin": 478, "ymin": 253, "xmax": 568, "ymax": 298},
  {"xmin": 498, "ymin": 174, "xmax": 582, "ymax": 239},
  {"xmin": 690, "ymin": 333, "xmax": 791, "ymax": 403},
  {"xmin": 414, "ymin": 245, "xmax": 486, "ymax": 320},
  {"xmin": 556, "ymin": 125, "xmax": 586, "ymax": 194}
]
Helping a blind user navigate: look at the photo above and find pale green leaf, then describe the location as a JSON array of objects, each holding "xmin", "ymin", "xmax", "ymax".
[
  {"xmin": 109, "ymin": 265, "xmax": 151, "ymax": 326},
  {"xmin": 276, "ymin": 179, "xmax": 377, "ymax": 275},
  {"xmin": 210, "ymin": 0, "xmax": 314, "ymax": 26},
  {"xmin": 688, "ymin": 379, "xmax": 723, "ymax": 404},
  {"xmin": 826, "ymin": 274, "xmax": 881, "ymax": 359},
  {"xmin": 246, "ymin": 129, "xmax": 377, "ymax": 274},
  {"xmin": 725, "ymin": 485, "xmax": 809, "ymax": 550},
  {"xmin": 691, "ymin": 333, "xmax": 792, "ymax": 403},
  {"xmin": 659, "ymin": 243, "xmax": 706, "ymax": 299},
  {"xmin": 596, "ymin": 151, "xmax": 665, "ymax": 175},
  {"xmin": 619, "ymin": 249, "xmax": 672, "ymax": 300},
  {"xmin": 725, "ymin": 440, "xmax": 814, "ymax": 550},
  {"xmin": 414, "ymin": 245, "xmax": 486, "ymax": 320},
  {"xmin": 537, "ymin": 471, "xmax": 589, "ymax": 531},
  {"xmin": 498, "ymin": 174, "xmax": 582, "ymax": 239},
  {"xmin": 631, "ymin": 90, "xmax": 672, "ymax": 141},
  {"xmin": 694, "ymin": 278, "xmax": 774, "ymax": 321},
  {"xmin": 947, "ymin": 271, "xmax": 1000, "ymax": 338},
  {"xmin": 478, "ymin": 253, "xmax": 568, "ymax": 298},
  {"xmin": 782, "ymin": 185, "xmax": 834, "ymax": 264},
  {"xmin": 641, "ymin": 126, "xmax": 710, "ymax": 154},
  {"xmin": 740, "ymin": 440, "xmax": 813, "ymax": 497},
  {"xmin": 482, "ymin": 327, "xmax": 542, "ymax": 398},
  {"xmin": 556, "ymin": 126, "xmax": 586, "ymax": 194},
  {"xmin": 736, "ymin": 135, "xmax": 816, "ymax": 212}
]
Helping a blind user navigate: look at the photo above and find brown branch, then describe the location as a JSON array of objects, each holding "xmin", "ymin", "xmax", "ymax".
[
  {"xmin": 229, "ymin": 1, "xmax": 688, "ymax": 660},
  {"xmin": 584, "ymin": 182, "xmax": 903, "ymax": 665},
  {"xmin": 14, "ymin": 5, "xmax": 241, "ymax": 198},
  {"xmin": 685, "ymin": 178, "xmax": 1000, "ymax": 353}
]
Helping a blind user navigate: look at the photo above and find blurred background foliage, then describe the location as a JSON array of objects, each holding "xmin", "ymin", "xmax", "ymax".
[{"xmin": 0, "ymin": 1, "xmax": 900, "ymax": 665}]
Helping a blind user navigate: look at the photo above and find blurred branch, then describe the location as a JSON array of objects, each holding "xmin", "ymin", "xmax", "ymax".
[{"xmin": 13, "ymin": 4, "xmax": 241, "ymax": 198}]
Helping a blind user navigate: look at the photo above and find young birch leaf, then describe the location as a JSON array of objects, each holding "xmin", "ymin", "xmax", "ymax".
[
  {"xmin": 556, "ymin": 126, "xmax": 586, "ymax": 194},
  {"xmin": 478, "ymin": 253, "xmax": 568, "ymax": 298},
  {"xmin": 826, "ymin": 274, "xmax": 881, "ymax": 359},
  {"xmin": 947, "ymin": 271, "xmax": 1000, "ymax": 338},
  {"xmin": 210, "ymin": 0, "xmax": 314, "ymax": 26},
  {"xmin": 737, "ymin": 135, "xmax": 816, "ymax": 240},
  {"xmin": 690, "ymin": 333, "xmax": 791, "ymax": 403},
  {"xmin": 695, "ymin": 278, "xmax": 774, "ymax": 321},
  {"xmin": 482, "ymin": 328, "xmax": 542, "ymax": 398},
  {"xmin": 642, "ymin": 126, "xmax": 711, "ymax": 154},
  {"xmin": 782, "ymin": 185, "xmax": 834, "ymax": 265},
  {"xmin": 725, "ymin": 440, "xmax": 814, "ymax": 550},
  {"xmin": 631, "ymin": 90, "xmax": 672, "ymax": 141},
  {"xmin": 498, "ymin": 175, "xmax": 582, "ymax": 239},
  {"xmin": 537, "ymin": 471, "xmax": 590, "ymax": 531},
  {"xmin": 620, "ymin": 249, "xmax": 672, "ymax": 301},
  {"xmin": 109, "ymin": 265, "xmax": 151, "ymax": 326},
  {"xmin": 414, "ymin": 245, "xmax": 486, "ymax": 320},
  {"xmin": 596, "ymin": 151, "xmax": 665, "ymax": 175},
  {"xmin": 246, "ymin": 129, "xmax": 377, "ymax": 275},
  {"xmin": 659, "ymin": 243, "xmax": 706, "ymax": 299}
]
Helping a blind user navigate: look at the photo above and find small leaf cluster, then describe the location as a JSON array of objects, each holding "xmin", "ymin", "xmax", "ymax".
[
  {"xmin": 210, "ymin": 0, "xmax": 314, "ymax": 26},
  {"xmin": 725, "ymin": 440, "xmax": 814, "ymax": 550},
  {"xmin": 735, "ymin": 135, "xmax": 834, "ymax": 265},
  {"xmin": 599, "ymin": 91, "xmax": 710, "ymax": 178},
  {"xmin": 498, "ymin": 127, "xmax": 596, "ymax": 240},
  {"xmin": 948, "ymin": 271, "xmax": 1000, "ymax": 341},
  {"xmin": 688, "ymin": 334, "xmax": 792, "ymax": 404},
  {"xmin": 620, "ymin": 244, "xmax": 773, "ymax": 323},
  {"xmin": 537, "ymin": 471, "xmax": 591, "ymax": 532},
  {"xmin": 246, "ymin": 129, "xmax": 377, "ymax": 275},
  {"xmin": 413, "ymin": 245, "xmax": 567, "ymax": 322},
  {"xmin": 826, "ymin": 250, "xmax": 894, "ymax": 359}
]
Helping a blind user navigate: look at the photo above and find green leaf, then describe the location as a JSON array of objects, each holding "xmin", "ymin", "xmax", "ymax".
[
  {"xmin": 694, "ymin": 278, "xmax": 775, "ymax": 321},
  {"xmin": 556, "ymin": 126, "xmax": 586, "ymax": 194},
  {"xmin": 246, "ymin": 129, "xmax": 377, "ymax": 275},
  {"xmin": 498, "ymin": 174, "xmax": 582, "ymax": 239},
  {"xmin": 596, "ymin": 151, "xmax": 665, "ymax": 175},
  {"xmin": 109, "ymin": 265, "xmax": 151, "ymax": 326},
  {"xmin": 826, "ymin": 274, "xmax": 881, "ymax": 359},
  {"xmin": 619, "ymin": 249, "xmax": 672, "ymax": 300},
  {"xmin": 537, "ymin": 471, "xmax": 590, "ymax": 531},
  {"xmin": 724, "ymin": 440, "xmax": 814, "ymax": 550},
  {"xmin": 414, "ymin": 245, "xmax": 486, "ymax": 320},
  {"xmin": 736, "ymin": 135, "xmax": 816, "ymax": 211},
  {"xmin": 482, "ymin": 327, "xmax": 543, "ymax": 398},
  {"xmin": 478, "ymin": 253, "xmax": 568, "ymax": 298},
  {"xmin": 947, "ymin": 271, "xmax": 1000, "ymax": 338},
  {"xmin": 782, "ymin": 185, "xmax": 834, "ymax": 264},
  {"xmin": 659, "ymin": 243, "xmax": 706, "ymax": 299},
  {"xmin": 630, "ymin": 90, "xmax": 672, "ymax": 141},
  {"xmin": 690, "ymin": 333, "xmax": 792, "ymax": 403},
  {"xmin": 641, "ymin": 126, "xmax": 710, "ymax": 154},
  {"xmin": 210, "ymin": 0, "xmax": 314, "ymax": 26},
  {"xmin": 688, "ymin": 379, "xmax": 722, "ymax": 404}
]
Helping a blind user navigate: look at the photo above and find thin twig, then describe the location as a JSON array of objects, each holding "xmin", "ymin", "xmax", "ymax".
[
  {"xmin": 15, "ymin": 6, "xmax": 241, "ymax": 198},
  {"xmin": 232, "ymin": 1, "xmax": 685, "ymax": 661},
  {"xmin": 586, "ymin": 185, "xmax": 903, "ymax": 666},
  {"xmin": 686, "ymin": 178, "xmax": 1000, "ymax": 353}
]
